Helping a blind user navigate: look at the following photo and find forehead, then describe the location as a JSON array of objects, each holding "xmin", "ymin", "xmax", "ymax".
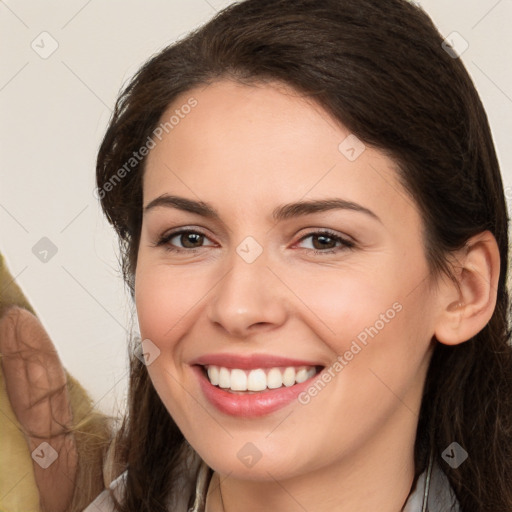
[
  {"xmin": 142, "ymin": 79, "xmax": 418, "ymax": 227},
  {"xmin": 146, "ymin": 79, "xmax": 343, "ymax": 176}
]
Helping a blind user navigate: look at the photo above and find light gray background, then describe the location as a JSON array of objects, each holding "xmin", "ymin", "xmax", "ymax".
[{"xmin": 1, "ymin": 0, "xmax": 511, "ymax": 416}]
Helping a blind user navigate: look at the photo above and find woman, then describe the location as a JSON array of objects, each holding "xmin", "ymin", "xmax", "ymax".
[{"xmin": 87, "ymin": 0, "xmax": 512, "ymax": 510}]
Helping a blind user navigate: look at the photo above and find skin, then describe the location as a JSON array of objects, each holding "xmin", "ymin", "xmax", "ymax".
[
  {"xmin": 0, "ymin": 307, "xmax": 77, "ymax": 512},
  {"xmin": 134, "ymin": 79, "xmax": 499, "ymax": 512}
]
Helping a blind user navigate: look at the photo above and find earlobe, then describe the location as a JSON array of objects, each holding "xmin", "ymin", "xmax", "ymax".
[{"xmin": 434, "ymin": 231, "xmax": 500, "ymax": 346}]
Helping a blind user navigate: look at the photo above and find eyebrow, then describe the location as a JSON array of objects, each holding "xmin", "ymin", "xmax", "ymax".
[{"xmin": 143, "ymin": 194, "xmax": 382, "ymax": 224}]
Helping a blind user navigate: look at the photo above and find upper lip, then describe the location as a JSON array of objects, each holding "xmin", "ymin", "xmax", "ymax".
[{"xmin": 190, "ymin": 353, "xmax": 324, "ymax": 370}]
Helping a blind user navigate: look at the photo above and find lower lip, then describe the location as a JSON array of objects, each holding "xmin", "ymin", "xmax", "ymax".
[{"xmin": 193, "ymin": 365, "xmax": 320, "ymax": 417}]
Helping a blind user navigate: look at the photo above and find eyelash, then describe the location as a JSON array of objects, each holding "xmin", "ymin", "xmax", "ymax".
[{"xmin": 153, "ymin": 228, "xmax": 355, "ymax": 256}]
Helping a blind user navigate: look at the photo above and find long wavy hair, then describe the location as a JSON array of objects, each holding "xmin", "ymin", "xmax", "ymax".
[{"xmin": 96, "ymin": 0, "xmax": 512, "ymax": 510}]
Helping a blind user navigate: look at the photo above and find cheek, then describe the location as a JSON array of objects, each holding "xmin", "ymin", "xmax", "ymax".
[
  {"xmin": 322, "ymin": 284, "xmax": 435, "ymax": 419},
  {"xmin": 134, "ymin": 262, "xmax": 211, "ymax": 343},
  {"xmin": 133, "ymin": 262, "xmax": 204, "ymax": 427},
  {"xmin": 286, "ymin": 263, "xmax": 404, "ymax": 350},
  {"xmin": 287, "ymin": 259, "xmax": 434, "ymax": 394}
]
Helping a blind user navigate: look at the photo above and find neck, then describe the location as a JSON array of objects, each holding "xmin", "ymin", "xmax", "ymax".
[{"xmin": 205, "ymin": 409, "xmax": 418, "ymax": 512}]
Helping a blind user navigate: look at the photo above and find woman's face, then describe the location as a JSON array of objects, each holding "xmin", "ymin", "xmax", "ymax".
[{"xmin": 135, "ymin": 79, "xmax": 440, "ymax": 480}]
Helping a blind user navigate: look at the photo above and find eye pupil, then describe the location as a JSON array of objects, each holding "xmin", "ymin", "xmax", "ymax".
[
  {"xmin": 313, "ymin": 234, "xmax": 335, "ymax": 250},
  {"xmin": 181, "ymin": 232, "xmax": 203, "ymax": 248}
]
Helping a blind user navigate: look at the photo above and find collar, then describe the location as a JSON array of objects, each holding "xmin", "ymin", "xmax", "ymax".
[
  {"xmin": 403, "ymin": 453, "xmax": 461, "ymax": 512},
  {"xmin": 191, "ymin": 453, "xmax": 461, "ymax": 512}
]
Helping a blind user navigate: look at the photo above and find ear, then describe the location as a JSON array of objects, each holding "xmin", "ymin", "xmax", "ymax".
[{"xmin": 434, "ymin": 231, "xmax": 500, "ymax": 346}]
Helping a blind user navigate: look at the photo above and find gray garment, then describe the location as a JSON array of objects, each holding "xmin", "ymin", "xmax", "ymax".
[
  {"xmin": 84, "ymin": 457, "xmax": 461, "ymax": 512},
  {"xmin": 402, "ymin": 458, "xmax": 461, "ymax": 512}
]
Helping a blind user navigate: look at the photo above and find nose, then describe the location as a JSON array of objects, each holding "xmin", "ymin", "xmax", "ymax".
[{"xmin": 206, "ymin": 247, "xmax": 289, "ymax": 339}]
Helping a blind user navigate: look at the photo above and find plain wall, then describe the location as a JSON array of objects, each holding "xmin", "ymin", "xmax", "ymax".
[{"xmin": 1, "ymin": 0, "xmax": 511, "ymax": 416}]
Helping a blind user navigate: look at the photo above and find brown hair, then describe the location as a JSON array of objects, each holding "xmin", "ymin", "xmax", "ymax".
[{"xmin": 96, "ymin": 0, "xmax": 512, "ymax": 510}]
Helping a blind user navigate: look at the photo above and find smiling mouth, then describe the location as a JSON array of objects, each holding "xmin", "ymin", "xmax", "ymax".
[{"xmin": 200, "ymin": 364, "xmax": 323, "ymax": 393}]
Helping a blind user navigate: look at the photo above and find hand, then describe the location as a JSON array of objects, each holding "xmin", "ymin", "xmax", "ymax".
[{"xmin": 0, "ymin": 306, "xmax": 78, "ymax": 512}]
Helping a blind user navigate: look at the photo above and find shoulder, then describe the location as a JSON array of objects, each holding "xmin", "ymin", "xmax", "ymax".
[
  {"xmin": 82, "ymin": 472, "xmax": 126, "ymax": 512},
  {"xmin": 81, "ymin": 453, "xmax": 200, "ymax": 512}
]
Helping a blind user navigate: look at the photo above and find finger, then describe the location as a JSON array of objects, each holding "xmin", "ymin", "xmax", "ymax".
[
  {"xmin": 0, "ymin": 307, "xmax": 72, "ymax": 437},
  {"xmin": 29, "ymin": 432, "xmax": 78, "ymax": 512},
  {"xmin": 0, "ymin": 306, "xmax": 78, "ymax": 511}
]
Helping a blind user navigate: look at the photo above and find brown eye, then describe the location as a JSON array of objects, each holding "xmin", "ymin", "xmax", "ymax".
[
  {"xmin": 154, "ymin": 229, "xmax": 217, "ymax": 253},
  {"xmin": 296, "ymin": 230, "xmax": 355, "ymax": 254},
  {"xmin": 178, "ymin": 232, "xmax": 205, "ymax": 248},
  {"xmin": 311, "ymin": 234, "xmax": 337, "ymax": 250}
]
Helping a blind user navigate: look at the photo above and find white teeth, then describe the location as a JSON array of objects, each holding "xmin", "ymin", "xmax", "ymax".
[
  {"xmin": 282, "ymin": 367, "xmax": 296, "ymax": 387},
  {"xmin": 219, "ymin": 367, "xmax": 231, "ymax": 388},
  {"xmin": 207, "ymin": 366, "xmax": 219, "ymax": 386},
  {"xmin": 267, "ymin": 368, "xmax": 283, "ymax": 389},
  {"xmin": 295, "ymin": 367, "xmax": 309, "ymax": 383},
  {"xmin": 230, "ymin": 369, "xmax": 247, "ymax": 391},
  {"xmin": 247, "ymin": 369, "xmax": 267, "ymax": 391},
  {"xmin": 204, "ymin": 365, "xmax": 318, "ymax": 391}
]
